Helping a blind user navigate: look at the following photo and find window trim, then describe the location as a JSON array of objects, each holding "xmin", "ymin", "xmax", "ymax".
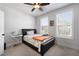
[
  {"xmin": 40, "ymin": 16, "xmax": 49, "ymax": 34},
  {"xmin": 56, "ymin": 10, "xmax": 73, "ymax": 39}
]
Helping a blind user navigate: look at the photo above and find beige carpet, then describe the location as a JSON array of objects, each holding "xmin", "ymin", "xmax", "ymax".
[{"xmin": 2, "ymin": 43, "xmax": 79, "ymax": 56}]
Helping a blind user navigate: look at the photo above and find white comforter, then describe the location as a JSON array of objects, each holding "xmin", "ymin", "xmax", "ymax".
[
  {"xmin": 24, "ymin": 34, "xmax": 53, "ymax": 52},
  {"xmin": 24, "ymin": 34, "xmax": 42, "ymax": 48}
]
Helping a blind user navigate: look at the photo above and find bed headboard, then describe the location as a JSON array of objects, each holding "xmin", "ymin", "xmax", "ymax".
[{"xmin": 22, "ymin": 29, "xmax": 37, "ymax": 35}]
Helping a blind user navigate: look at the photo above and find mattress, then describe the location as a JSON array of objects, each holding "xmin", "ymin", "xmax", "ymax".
[
  {"xmin": 24, "ymin": 34, "xmax": 42, "ymax": 48},
  {"xmin": 24, "ymin": 34, "xmax": 54, "ymax": 48}
]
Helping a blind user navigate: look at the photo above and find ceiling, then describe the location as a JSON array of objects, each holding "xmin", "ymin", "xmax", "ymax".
[{"xmin": 0, "ymin": 3, "xmax": 70, "ymax": 16}]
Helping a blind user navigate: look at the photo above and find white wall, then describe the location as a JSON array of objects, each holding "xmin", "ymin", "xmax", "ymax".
[
  {"xmin": 0, "ymin": 4, "xmax": 36, "ymax": 47},
  {"xmin": 36, "ymin": 4, "xmax": 79, "ymax": 49}
]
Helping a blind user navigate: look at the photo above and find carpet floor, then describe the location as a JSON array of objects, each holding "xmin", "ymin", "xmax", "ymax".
[{"xmin": 2, "ymin": 43, "xmax": 79, "ymax": 56}]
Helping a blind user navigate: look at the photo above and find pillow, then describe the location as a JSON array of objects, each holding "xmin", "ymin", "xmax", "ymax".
[{"xmin": 27, "ymin": 31, "xmax": 34, "ymax": 35}]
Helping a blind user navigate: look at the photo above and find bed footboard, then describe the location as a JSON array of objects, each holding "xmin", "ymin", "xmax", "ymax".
[
  {"xmin": 22, "ymin": 37, "xmax": 55, "ymax": 56},
  {"xmin": 40, "ymin": 38, "xmax": 55, "ymax": 56}
]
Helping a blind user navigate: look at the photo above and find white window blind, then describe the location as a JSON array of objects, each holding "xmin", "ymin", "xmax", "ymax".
[
  {"xmin": 40, "ymin": 16, "xmax": 49, "ymax": 34},
  {"xmin": 56, "ymin": 11, "xmax": 72, "ymax": 38}
]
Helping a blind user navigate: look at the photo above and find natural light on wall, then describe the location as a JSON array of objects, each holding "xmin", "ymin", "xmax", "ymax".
[
  {"xmin": 40, "ymin": 16, "xmax": 49, "ymax": 34},
  {"xmin": 56, "ymin": 10, "xmax": 72, "ymax": 39}
]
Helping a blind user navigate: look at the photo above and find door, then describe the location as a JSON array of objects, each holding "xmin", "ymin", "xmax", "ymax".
[{"xmin": 0, "ymin": 10, "xmax": 4, "ymax": 55}]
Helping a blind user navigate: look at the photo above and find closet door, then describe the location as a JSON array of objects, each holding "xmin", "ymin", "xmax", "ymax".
[{"xmin": 0, "ymin": 10, "xmax": 4, "ymax": 55}]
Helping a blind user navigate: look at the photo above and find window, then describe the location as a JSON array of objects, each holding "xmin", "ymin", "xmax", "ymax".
[
  {"xmin": 40, "ymin": 16, "xmax": 49, "ymax": 34},
  {"xmin": 56, "ymin": 11, "xmax": 72, "ymax": 38}
]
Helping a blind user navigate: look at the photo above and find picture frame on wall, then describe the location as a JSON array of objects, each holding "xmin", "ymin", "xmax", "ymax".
[{"xmin": 50, "ymin": 20, "xmax": 54, "ymax": 26}]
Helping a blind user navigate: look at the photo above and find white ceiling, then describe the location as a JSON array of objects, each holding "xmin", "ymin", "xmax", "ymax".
[{"xmin": 0, "ymin": 3, "xmax": 70, "ymax": 16}]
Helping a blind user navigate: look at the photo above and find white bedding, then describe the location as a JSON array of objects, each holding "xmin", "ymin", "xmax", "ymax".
[
  {"xmin": 24, "ymin": 34, "xmax": 53, "ymax": 52},
  {"xmin": 24, "ymin": 34, "xmax": 42, "ymax": 48}
]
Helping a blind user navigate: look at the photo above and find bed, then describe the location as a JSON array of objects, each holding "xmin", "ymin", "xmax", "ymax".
[{"xmin": 22, "ymin": 29, "xmax": 55, "ymax": 56}]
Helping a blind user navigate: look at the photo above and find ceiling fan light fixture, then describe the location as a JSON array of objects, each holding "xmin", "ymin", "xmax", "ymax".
[
  {"xmin": 33, "ymin": 4, "xmax": 40, "ymax": 8},
  {"xmin": 24, "ymin": 3, "xmax": 50, "ymax": 12}
]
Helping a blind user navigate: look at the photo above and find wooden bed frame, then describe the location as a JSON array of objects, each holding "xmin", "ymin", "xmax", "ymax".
[{"xmin": 22, "ymin": 29, "xmax": 55, "ymax": 56}]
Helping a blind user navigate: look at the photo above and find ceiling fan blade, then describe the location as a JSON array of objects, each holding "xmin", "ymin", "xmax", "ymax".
[
  {"xmin": 24, "ymin": 3, "xmax": 33, "ymax": 5},
  {"xmin": 40, "ymin": 3, "xmax": 50, "ymax": 6},
  {"xmin": 31, "ymin": 8, "xmax": 35, "ymax": 12},
  {"xmin": 39, "ymin": 8, "xmax": 43, "ymax": 11}
]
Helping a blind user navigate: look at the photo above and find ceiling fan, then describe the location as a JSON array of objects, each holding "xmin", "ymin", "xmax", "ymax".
[{"xmin": 24, "ymin": 3, "xmax": 50, "ymax": 12}]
